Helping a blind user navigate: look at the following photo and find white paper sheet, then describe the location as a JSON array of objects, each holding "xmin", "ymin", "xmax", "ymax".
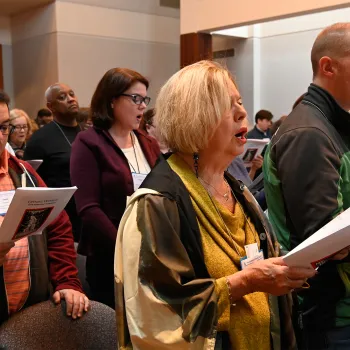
[
  {"xmin": 239, "ymin": 138, "xmax": 270, "ymax": 167},
  {"xmin": 283, "ymin": 208, "xmax": 350, "ymax": 267},
  {"xmin": 0, "ymin": 186, "xmax": 77, "ymax": 243}
]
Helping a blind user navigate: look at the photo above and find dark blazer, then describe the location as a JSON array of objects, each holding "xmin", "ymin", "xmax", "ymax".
[
  {"xmin": 246, "ymin": 125, "xmax": 271, "ymax": 140},
  {"xmin": 70, "ymin": 127, "xmax": 160, "ymax": 256}
]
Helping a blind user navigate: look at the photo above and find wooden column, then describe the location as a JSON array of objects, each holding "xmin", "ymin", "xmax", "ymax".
[
  {"xmin": 0, "ymin": 45, "xmax": 3, "ymax": 90},
  {"xmin": 180, "ymin": 33, "xmax": 212, "ymax": 68}
]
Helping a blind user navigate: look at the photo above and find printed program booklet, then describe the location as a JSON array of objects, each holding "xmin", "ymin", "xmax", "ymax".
[
  {"xmin": 0, "ymin": 186, "xmax": 77, "ymax": 243},
  {"xmin": 240, "ymin": 138, "xmax": 270, "ymax": 167},
  {"xmin": 283, "ymin": 207, "xmax": 350, "ymax": 268}
]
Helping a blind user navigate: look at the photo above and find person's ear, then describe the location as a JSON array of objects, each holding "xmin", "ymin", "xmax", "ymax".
[
  {"xmin": 319, "ymin": 56, "xmax": 337, "ymax": 78},
  {"xmin": 46, "ymin": 102, "xmax": 54, "ymax": 114}
]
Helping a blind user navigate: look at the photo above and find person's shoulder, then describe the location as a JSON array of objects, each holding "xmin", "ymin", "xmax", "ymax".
[
  {"xmin": 27, "ymin": 122, "xmax": 56, "ymax": 143},
  {"xmin": 283, "ymin": 102, "xmax": 329, "ymax": 130},
  {"xmin": 75, "ymin": 126, "xmax": 99, "ymax": 143},
  {"xmin": 246, "ymin": 127, "xmax": 258, "ymax": 138},
  {"xmin": 72, "ymin": 127, "xmax": 107, "ymax": 154},
  {"xmin": 9, "ymin": 155, "xmax": 43, "ymax": 184},
  {"xmin": 135, "ymin": 129, "xmax": 160, "ymax": 150},
  {"xmin": 246, "ymin": 128, "xmax": 254, "ymax": 136}
]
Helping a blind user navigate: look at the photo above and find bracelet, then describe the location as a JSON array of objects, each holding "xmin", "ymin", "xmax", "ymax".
[{"xmin": 225, "ymin": 277, "xmax": 236, "ymax": 307}]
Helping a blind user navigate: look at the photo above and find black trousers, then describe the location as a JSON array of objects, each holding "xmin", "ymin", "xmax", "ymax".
[
  {"xmin": 305, "ymin": 326, "xmax": 350, "ymax": 350},
  {"xmin": 85, "ymin": 254, "xmax": 115, "ymax": 309}
]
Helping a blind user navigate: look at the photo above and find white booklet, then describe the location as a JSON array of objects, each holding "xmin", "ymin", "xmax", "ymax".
[
  {"xmin": 0, "ymin": 187, "xmax": 77, "ymax": 243},
  {"xmin": 283, "ymin": 207, "xmax": 350, "ymax": 268},
  {"xmin": 240, "ymin": 138, "xmax": 270, "ymax": 167},
  {"xmin": 26, "ymin": 159, "xmax": 43, "ymax": 171}
]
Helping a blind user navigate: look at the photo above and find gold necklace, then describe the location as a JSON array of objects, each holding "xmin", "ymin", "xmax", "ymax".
[
  {"xmin": 200, "ymin": 178, "xmax": 260, "ymax": 258},
  {"xmin": 199, "ymin": 176, "xmax": 231, "ymax": 201}
]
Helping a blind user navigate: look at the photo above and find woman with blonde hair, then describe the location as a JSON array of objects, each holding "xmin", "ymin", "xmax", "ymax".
[
  {"xmin": 114, "ymin": 61, "xmax": 315, "ymax": 349},
  {"xmin": 9, "ymin": 109, "xmax": 32, "ymax": 159}
]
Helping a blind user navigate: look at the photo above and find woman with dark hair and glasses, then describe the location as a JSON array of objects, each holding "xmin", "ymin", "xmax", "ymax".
[
  {"xmin": 70, "ymin": 68, "xmax": 160, "ymax": 308},
  {"xmin": 9, "ymin": 109, "xmax": 32, "ymax": 159}
]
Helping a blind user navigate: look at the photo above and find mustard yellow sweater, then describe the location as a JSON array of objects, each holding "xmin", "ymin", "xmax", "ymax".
[{"xmin": 168, "ymin": 154, "xmax": 270, "ymax": 350}]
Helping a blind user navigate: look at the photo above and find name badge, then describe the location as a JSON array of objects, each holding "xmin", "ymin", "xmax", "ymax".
[
  {"xmin": 132, "ymin": 173, "xmax": 147, "ymax": 192},
  {"xmin": 240, "ymin": 250, "xmax": 264, "ymax": 270},
  {"xmin": 244, "ymin": 243, "xmax": 259, "ymax": 258},
  {"xmin": 0, "ymin": 190, "xmax": 15, "ymax": 216}
]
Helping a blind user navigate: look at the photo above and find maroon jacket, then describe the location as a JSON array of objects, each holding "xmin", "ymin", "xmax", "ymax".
[
  {"xmin": 70, "ymin": 127, "xmax": 160, "ymax": 256},
  {"xmin": 0, "ymin": 155, "xmax": 83, "ymax": 324}
]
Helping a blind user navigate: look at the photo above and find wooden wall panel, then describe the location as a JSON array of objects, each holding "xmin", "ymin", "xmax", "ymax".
[
  {"xmin": 180, "ymin": 32, "xmax": 212, "ymax": 68},
  {"xmin": 0, "ymin": 45, "xmax": 3, "ymax": 90}
]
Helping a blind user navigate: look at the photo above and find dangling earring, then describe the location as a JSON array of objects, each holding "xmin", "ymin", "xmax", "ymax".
[
  {"xmin": 110, "ymin": 103, "xmax": 114, "ymax": 109},
  {"xmin": 193, "ymin": 153, "xmax": 199, "ymax": 178}
]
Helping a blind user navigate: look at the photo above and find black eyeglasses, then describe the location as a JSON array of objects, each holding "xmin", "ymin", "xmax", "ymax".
[
  {"xmin": 0, "ymin": 124, "xmax": 11, "ymax": 135},
  {"xmin": 11, "ymin": 124, "xmax": 28, "ymax": 132},
  {"xmin": 120, "ymin": 94, "xmax": 151, "ymax": 106}
]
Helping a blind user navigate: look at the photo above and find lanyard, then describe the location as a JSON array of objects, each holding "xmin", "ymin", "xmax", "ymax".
[
  {"xmin": 127, "ymin": 133, "xmax": 140, "ymax": 174},
  {"xmin": 53, "ymin": 121, "xmax": 80, "ymax": 147}
]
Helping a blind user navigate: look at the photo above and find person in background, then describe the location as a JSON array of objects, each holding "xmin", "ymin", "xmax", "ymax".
[
  {"xmin": 24, "ymin": 84, "xmax": 82, "ymax": 242},
  {"xmin": 36, "ymin": 108, "xmax": 53, "ymax": 128},
  {"xmin": 76, "ymin": 107, "xmax": 92, "ymax": 130},
  {"xmin": 227, "ymin": 155, "xmax": 264, "ymax": 184},
  {"xmin": 0, "ymin": 91, "xmax": 89, "ymax": 325},
  {"xmin": 114, "ymin": 61, "xmax": 315, "ymax": 350},
  {"xmin": 139, "ymin": 108, "xmax": 156, "ymax": 136},
  {"xmin": 8, "ymin": 109, "xmax": 31, "ymax": 159},
  {"xmin": 247, "ymin": 110, "xmax": 273, "ymax": 139},
  {"xmin": 264, "ymin": 23, "xmax": 350, "ymax": 349},
  {"xmin": 139, "ymin": 107, "xmax": 169, "ymax": 153},
  {"xmin": 27, "ymin": 118, "xmax": 39, "ymax": 140},
  {"xmin": 71, "ymin": 68, "xmax": 160, "ymax": 308},
  {"xmin": 227, "ymin": 118, "xmax": 264, "ymax": 183}
]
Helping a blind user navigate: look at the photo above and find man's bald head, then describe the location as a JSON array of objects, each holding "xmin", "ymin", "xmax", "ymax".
[
  {"xmin": 311, "ymin": 23, "xmax": 350, "ymax": 78},
  {"xmin": 45, "ymin": 83, "xmax": 79, "ymax": 120},
  {"xmin": 45, "ymin": 83, "xmax": 71, "ymax": 103}
]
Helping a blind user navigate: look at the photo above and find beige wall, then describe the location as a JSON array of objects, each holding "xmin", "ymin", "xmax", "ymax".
[
  {"xmin": 55, "ymin": 1, "xmax": 179, "ymax": 45},
  {"xmin": 57, "ymin": 33, "xmax": 179, "ymax": 108},
  {"xmin": 55, "ymin": 0, "xmax": 180, "ymax": 108},
  {"xmin": 10, "ymin": 3, "xmax": 58, "ymax": 117},
  {"xmin": 181, "ymin": 0, "xmax": 350, "ymax": 33},
  {"xmin": 0, "ymin": 16, "xmax": 14, "ymax": 103},
  {"xmin": 7, "ymin": 0, "xmax": 179, "ymax": 115},
  {"xmin": 57, "ymin": 0, "xmax": 179, "ymax": 18},
  {"xmin": 2, "ymin": 45, "xmax": 14, "ymax": 105},
  {"xmin": 12, "ymin": 33, "xmax": 59, "ymax": 118}
]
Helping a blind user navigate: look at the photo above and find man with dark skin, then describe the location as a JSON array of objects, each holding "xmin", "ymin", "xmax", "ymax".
[
  {"xmin": 24, "ymin": 84, "xmax": 82, "ymax": 241},
  {"xmin": 45, "ymin": 84, "xmax": 80, "ymax": 126}
]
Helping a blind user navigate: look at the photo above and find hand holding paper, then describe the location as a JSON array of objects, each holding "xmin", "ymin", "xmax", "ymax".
[
  {"xmin": 283, "ymin": 208, "xmax": 350, "ymax": 268},
  {"xmin": 241, "ymin": 257, "xmax": 315, "ymax": 295},
  {"xmin": 239, "ymin": 138, "xmax": 269, "ymax": 167}
]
